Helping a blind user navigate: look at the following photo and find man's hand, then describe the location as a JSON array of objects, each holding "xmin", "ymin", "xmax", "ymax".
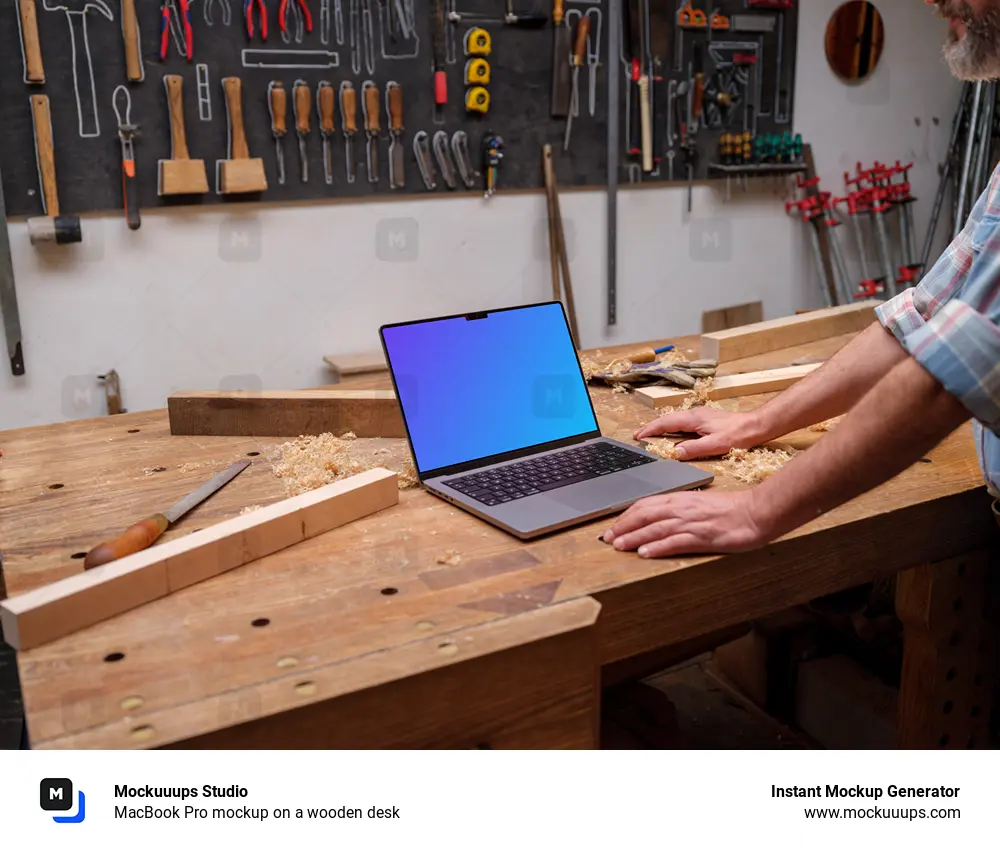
[
  {"xmin": 635, "ymin": 408, "xmax": 766, "ymax": 460},
  {"xmin": 602, "ymin": 490, "xmax": 769, "ymax": 558}
]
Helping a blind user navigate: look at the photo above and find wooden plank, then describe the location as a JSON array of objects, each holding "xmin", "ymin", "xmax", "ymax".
[
  {"xmin": 167, "ymin": 389, "xmax": 405, "ymax": 438},
  {"xmin": 635, "ymin": 363, "xmax": 821, "ymax": 408},
  {"xmin": 700, "ymin": 301, "xmax": 880, "ymax": 362},
  {"xmin": 0, "ymin": 468, "xmax": 399, "ymax": 651},
  {"xmin": 323, "ymin": 351, "xmax": 389, "ymax": 382},
  {"xmin": 701, "ymin": 301, "xmax": 764, "ymax": 333}
]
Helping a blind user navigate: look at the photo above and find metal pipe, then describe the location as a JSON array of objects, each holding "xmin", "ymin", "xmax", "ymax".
[
  {"xmin": 922, "ymin": 83, "xmax": 972, "ymax": 272},
  {"xmin": 954, "ymin": 80, "xmax": 983, "ymax": 236},
  {"xmin": 850, "ymin": 214, "xmax": 873, "ymax": 282},
  {"xmin": 874, "ymin": 211, "xmax": 897, "ymax": 296},
  {"xmin": 808, "ymin": 221, "xmax": 834, "ymax": 308}
]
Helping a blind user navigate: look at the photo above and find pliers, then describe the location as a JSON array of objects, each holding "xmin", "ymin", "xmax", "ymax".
[
  {"xmin": 245, "ymin": 0, "xmax": 269, "ymax": 40},
  {"xmin": 160, "ymin": 0, "xmax": 193, "ymax": 61},
  {"xmin": 279, "ymin": 0, "xmax": 313, "ymax": 34}
]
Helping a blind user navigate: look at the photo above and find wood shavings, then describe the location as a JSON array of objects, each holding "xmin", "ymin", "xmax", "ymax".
[
  {"xmin": 436, "ymin": 550, "xmax": 462, "ymax": 566},
  {"xmin": 676, "ymin": 377, "xmax": 722, "ymax": 411},
  {"xmin": 642, "ymin": 438, "xmax": 681, "ymax": 460},
  {"xmin": 271, "ymin": 431, "xmax": 417, "ymax": 495},
  {"xmin": 809, "ymin": 417, "xmax": 843, "ymax": 432},
  {"xmin": 240, "ymin": 504, "xmax": 263, "ymax": 515},
  {"xmin": 714, "ymin": 447, "xmax": 795, "ymax": 485}
]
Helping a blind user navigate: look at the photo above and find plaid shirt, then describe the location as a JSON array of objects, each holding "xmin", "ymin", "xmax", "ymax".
[{"xmin": 876, "ymin": 164, "xmax": 1000, "ymax": 494}]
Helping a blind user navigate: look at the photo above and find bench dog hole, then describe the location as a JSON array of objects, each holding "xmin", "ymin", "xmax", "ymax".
[
  {"xmin": 104, "ymin": 652, "xmax": 126, "ymax": 663},
  {"xmin": 251, "ymin": 617, "xmax": 270, "ymax": 628}
]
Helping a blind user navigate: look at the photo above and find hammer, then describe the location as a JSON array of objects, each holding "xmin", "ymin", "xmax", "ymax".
[{"xmin": 28, "ymin": 95, "xmax": 82, "ymax": 246}]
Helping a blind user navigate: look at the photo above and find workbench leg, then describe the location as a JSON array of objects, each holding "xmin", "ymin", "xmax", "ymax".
[{"xmin": 895, "ymin": 550, "xmax": 998, "ymax": 748}]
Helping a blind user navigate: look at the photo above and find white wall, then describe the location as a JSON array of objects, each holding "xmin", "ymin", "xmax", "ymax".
[{"xmin": 0, "ymin": 0, "xmax": 961, "ymax": 429}]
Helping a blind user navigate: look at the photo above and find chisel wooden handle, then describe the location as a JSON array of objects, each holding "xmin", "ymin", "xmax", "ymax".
[
  {"xmin": 295, "ymin": 80, "xmax": 311, "ymax": 135},
  {"xmin": 388, "ymin": 83, "xmax": 403, "ymax": 132},
  {"xmin": 318, "ymin": 82, "xmax": 335, "ymax": 133},
  {"xmin": 165, "ymin": 75, "xmax": 191, "ymax": 160},
  {"xmin": 18, "ymin": 0, "xmax": 45, "ymax": 83},
  {"xmin": 365, "ymin": 83, "xmax": 381, "ymax": 132},
  {"xmin": 553, "ymin": 0, "xmax": 563, "ymax": 26},
  {"xmin": 122, "ymin": 0, "xmax": 143, "ymax": 81},
  {"xmin": 341, "ymin": 84, "xmax": 357, "ymax": 133},
  {"xmin": 30, "ymin": 95, "xmax": 59, "ymax": 216},
  {"xmin": 83, "ymin": 513, "xmax": 169, "ymax": 569},
  {"xmin": 270, "ymin": 80, "xmax": 287, "ymax": 136},
  {"xmin": 223, "ymin": 77, "xmax": 250, "ymax": 159},
  {"xmin": 639, "ymin": 75, "xmax": 652, "ymax": 172},
  {"xmin": 572, "ymin": 16, "xmax": 589, "ymax": 65}
]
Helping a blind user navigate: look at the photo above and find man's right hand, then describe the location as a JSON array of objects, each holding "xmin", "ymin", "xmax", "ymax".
[{"xmin": 634, "ymin": 408, "xmax": 767, "ymax": 460}]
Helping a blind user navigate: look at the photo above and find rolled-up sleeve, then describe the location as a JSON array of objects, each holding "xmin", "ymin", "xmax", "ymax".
[
  {"xmin": 875, "ymin": 200, "xmax": 1000, "ymax": 433},
  {"xmin": 905, "ymin": 300, "xmax": 1000, "ymax": 431}
]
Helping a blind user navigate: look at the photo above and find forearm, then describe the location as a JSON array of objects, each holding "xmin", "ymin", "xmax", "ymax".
[
  {"xmin": 751, "ymin": 322, "xmax": 909, "ymax": 441},
  {"xmin": 750, "ymin": 355, "xmax": 970, "ymax": 539}
]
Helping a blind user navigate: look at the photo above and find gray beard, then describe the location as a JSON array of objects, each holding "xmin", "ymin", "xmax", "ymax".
[{"xmin": 942, "ymin": 6, "xmax": 1000, "ymax": 80}]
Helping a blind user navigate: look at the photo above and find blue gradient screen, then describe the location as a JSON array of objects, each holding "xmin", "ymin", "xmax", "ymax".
[{"xmin": 382, "ymin": 304, "xmax": 598, "ymax": 473}]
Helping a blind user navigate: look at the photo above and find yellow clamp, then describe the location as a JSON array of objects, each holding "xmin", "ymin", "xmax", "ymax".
[
  {"xmin": 464, "ymin": 27, "xmax": 491, "ymax": 56},
  {"xmin": 464, "ymin": 58, "xmax": 491, "ymax": 86},
  {"xmin": 465, "ymin": 86, "xmax": 490, "ymax": 114}
]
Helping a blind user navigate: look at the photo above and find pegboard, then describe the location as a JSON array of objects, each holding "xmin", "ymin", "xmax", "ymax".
[{"xmin": 0, "ymin": 0, "xmax": 797, "ymax": 219}]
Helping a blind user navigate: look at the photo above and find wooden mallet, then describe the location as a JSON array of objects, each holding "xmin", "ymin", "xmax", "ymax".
[
  {"xmin": 27, "ymin": 95, "xmax": 82, "ymax": 246},
  {"xmin": 159, "ymin": 75, "xmax": 209, "ymax": 196},
  {"xmin": 217, "ymin": 76, "xmax": 268, "ymax": 194}
]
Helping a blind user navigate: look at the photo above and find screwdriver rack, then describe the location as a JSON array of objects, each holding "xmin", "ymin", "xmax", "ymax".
[{"xmin": 0, "ymin": 0, "xmax": 797, "ymax": 220}]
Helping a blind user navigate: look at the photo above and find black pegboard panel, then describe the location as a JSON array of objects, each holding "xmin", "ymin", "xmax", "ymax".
[{"xmin": 0, "ymin": 0, "xmax": 797, "ymax": 219}]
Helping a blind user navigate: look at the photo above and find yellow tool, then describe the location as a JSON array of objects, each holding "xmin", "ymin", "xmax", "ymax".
[
  {"xmin": 464, "ymin": 26, "xmax": 491, "ymax": 55},
  {"xmin": 464, "ymin": 57, "xmax": 491, "ymax": 85},
  {"xmin": 465, "ymin": 86, "xmax": 490, "ymax": 114}
]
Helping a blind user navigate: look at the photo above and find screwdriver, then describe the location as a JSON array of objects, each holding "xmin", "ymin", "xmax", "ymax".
[
  {"xmin": 267, "ymin": 80, "xmax": 287, "ymax": 185},
  {"xmin": 318, "ymin": 80, "xmax": 336, "ymax": 185},
  {"xmin": 387, "ymin": 81, "xmax": 405, "ymax": 189},
  {"xmin": 363, "ymin": 80, "xmax": 380, "ymax": 183},
  {"xmin": 340, "ymin": 81, "xmax": 357, "ymax": 183},
  {"xmin": 293, "ymin": 78, "xmax": 311, "ymax": 183},
  {"xmin": 562, "ymin": 14, "xmax": 589, "ymax": 152}
]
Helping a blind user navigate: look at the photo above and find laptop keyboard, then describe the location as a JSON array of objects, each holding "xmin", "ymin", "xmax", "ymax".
[{"xmin": 444, "ymin": 442, "xmax": 656, "ymax": 507}]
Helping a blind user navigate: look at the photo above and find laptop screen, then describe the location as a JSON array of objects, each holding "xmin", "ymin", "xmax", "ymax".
[{"xmin": 381, "ymin": 303, "xmax": 599, "ymax": 474}]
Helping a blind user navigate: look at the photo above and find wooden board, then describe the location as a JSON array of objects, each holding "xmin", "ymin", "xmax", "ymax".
[
  {"xmin": 0, "ymin": 468, "xmax": 398, "ymax": 651},
  {"xmin": 323, "ymin": 352, "xmax": 389, "ymax": 382},
  {"xmin": 700, "ymin": 302, "xmax": 881, "ymax": 362},
  {"xmin": 168, "ymin": 389, "xmax": 405, "ymax": 438},
  {"xmin": 701, "ymin": 302, "xmax": 764, "ymax": 333},
  {"xmin": 635, "ymin": 363, "xmax": 821, "ymax": 409}
]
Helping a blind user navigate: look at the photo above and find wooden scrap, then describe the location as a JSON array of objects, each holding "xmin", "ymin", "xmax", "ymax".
[
  {"xmin": 701, "ymin": 301, "xmax": 763, "ymax": 333},
  {"xmin": 0, "ymin": 468, "xmax": 399, "ymax": 651},
  {"xmin": 699, "ymin": 301, "xmax": 880, "ymax": 362},
  {"xmin": 635, "ymin": 363, "xmax": 820, "ymax": 409},
  {"xmin": 167, "ymin": 389, "xmax": 405, "ymax": 438},
  {"xmin": 322, "ymin": 351, "xmax": 388, "ymax": 382}
]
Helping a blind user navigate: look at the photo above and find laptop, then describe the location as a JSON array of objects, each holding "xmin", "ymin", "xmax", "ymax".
[{"xmin": 379, "ymin": 302, "xmax": 713, "ymax": 539}]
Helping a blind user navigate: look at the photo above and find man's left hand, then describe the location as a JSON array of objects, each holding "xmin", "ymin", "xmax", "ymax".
[{"xmin": 602, "ymin": 490, "xmax": 771, "ymax": 558}]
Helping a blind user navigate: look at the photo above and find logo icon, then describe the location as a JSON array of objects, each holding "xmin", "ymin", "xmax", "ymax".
[{"xmin": 40, "ymin": 779, "xmax": 86, "ymax": 823}]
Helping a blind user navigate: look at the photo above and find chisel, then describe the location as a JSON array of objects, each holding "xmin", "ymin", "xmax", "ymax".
[
  {"xmin": 0, "ymin": 163, "xmax": 24, "ymax": 376},
  {"xmin": 318, "ymin": 80, "xmax": 336, "ymax": 185},
  {"xmin": 83, "ymin": 459, "xmax": 252, "ymax": 569},
  {"xmin": 550, "ymin": 0, "xmax": 571, "ymax": 118},
  {"xmin": 387, "ymin": 81, "xmax": 405, "ymax": 188}
]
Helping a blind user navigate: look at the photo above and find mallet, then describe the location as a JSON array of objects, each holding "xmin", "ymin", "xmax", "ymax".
[{"xmin": 27, "ymin": 95, "xmax": 82, "ymax": 246}]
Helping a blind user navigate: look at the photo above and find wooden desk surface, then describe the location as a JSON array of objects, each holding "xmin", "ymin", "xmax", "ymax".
[{"xmin": 0, "ymin": 330, "xmax": 993, "ymax": 749}]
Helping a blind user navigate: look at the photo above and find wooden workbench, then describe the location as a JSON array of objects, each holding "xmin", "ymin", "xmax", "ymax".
[{"xmin": 1, "ymin": 331, "xmax": 995, "ymax": 749}]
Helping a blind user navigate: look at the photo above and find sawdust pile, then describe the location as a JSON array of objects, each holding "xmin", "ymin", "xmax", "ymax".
[
  {"xmin": 675, "ymin": 377, "xmax": 724, "ymax": 411},
  {"xmin": 240, "ymin": 504, "xmax": 263, "ymax": 515},
  {"xmin": 642, "ymin": 438, "xmax": 681, "ymax": 460},
  {"xmin": 809, "ymin": 416, "xmax": 843, "ymax": 432},
  {"xmin": 271, "ymin": 432, "xmax": 418, "ymax": 495},
  {"xmin": 436, "ymin": 550, "xmax": 462, "ymax": 566},
  {"xmin": 714, "ymin": 447, "xmax": 795, "ymax": 486}
]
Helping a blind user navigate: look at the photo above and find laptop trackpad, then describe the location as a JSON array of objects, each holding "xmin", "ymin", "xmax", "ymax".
[{"xmin": 548, "ymin": 473, "xmax": 657, "ymax": 513}]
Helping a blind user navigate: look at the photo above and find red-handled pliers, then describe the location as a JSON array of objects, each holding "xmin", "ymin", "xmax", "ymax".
[
  {"xmin": 245, "ymin": 0, "xmax": 269, "ymax": 40},
  {"xmin": 279, "ymin": 0, "xmax": 313, "ymax": 34},
  {"xmin": 160, "ymin": 0, "xmax": 194, "ymax": 61}
]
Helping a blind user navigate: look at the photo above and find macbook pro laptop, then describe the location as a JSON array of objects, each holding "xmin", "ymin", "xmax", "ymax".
[{"xmin": 379, "ymin": 302, "xmax": 713, "ymax": 539}]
